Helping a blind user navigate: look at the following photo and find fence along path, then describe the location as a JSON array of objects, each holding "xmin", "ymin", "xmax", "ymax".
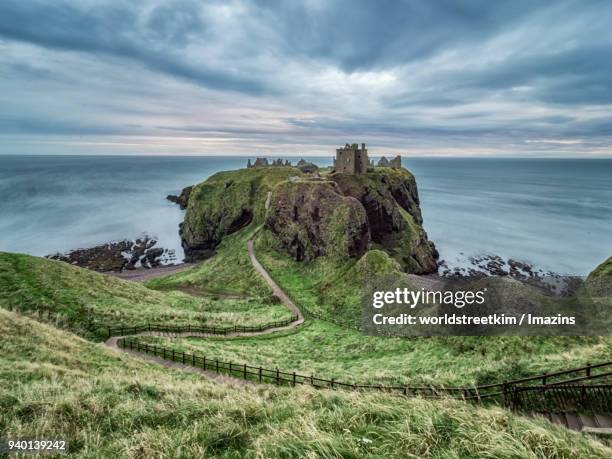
[
  {"xmin": 105, "ymin": 237, "xmax": 612, "ymax": 430},
  {"xmin": 104, "ymin": 236, "xmax": 304, "ymax": 386}
]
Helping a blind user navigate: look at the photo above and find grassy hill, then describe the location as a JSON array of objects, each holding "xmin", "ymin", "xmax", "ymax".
[
  {"xmin": 143, "ymin": 224, "xmax": 612, "ymax": 388},
  {"xmin": 146, "ymin": 224, "xmax": 271, "ymax": 297},
  {"xmin": 0, "ymin": 252, "xmax": 290, "ymax": 339},
  {"xmin": 1, "ymin": 308, "xmax": 609, "ymax": 458},
  {"xmin": 589, "ymin": 257, "xmax": 612, "ymax": 278},
  {"xmin": 136, "ymin": 319, "xmax": 610, "ymax": 388}
]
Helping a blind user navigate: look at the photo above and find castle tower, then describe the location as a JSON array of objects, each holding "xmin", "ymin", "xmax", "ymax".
[{"xmin": 335, "ymin": 142, "xmax": 369, "ymax": 174}]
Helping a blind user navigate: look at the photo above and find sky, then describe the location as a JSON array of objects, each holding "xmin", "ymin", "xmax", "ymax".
[{"xmin": 1, "ymin": 0, "xmax": 612, "ymax": 157}]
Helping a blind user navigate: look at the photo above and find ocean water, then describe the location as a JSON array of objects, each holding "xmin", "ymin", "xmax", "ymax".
[{"xmin": 0, "ymin": 155, "xmax": 610, "ymax": 275}]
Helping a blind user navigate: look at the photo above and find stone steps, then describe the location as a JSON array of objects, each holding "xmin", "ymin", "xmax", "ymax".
[{"xmin": 533, "ymin": 412, "xmax": 612, "ymax": 434}]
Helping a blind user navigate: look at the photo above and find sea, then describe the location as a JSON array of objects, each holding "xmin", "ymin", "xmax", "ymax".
[{"xmin": 1, "ymin": 155, "xmax": 610, "ymax": 275}]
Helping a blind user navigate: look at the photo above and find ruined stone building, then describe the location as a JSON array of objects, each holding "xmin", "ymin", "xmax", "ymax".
[
  {"xmin": 247, "ymin": 158, "xmax": 292, "ymax": 168},
  {"xmin": 378, "ymin": 156, "xmax": 390, "ymax": 167},
  {"xmin": 377, "ymin": 155, "xmax": 402, "ymax": 168},
  {"xmin": 334, "ymin": 143, "xmax": 369, "ymax": 174}
]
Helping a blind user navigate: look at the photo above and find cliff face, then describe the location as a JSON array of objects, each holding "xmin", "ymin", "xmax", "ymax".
[
  {"xmin": 166, "ymin": 186, "xmax": 193, "ymax": 209},
  {"xmin": 180, "ymin": 167, "xmax": 302, "ymax": 261},
  {"xmin": 265, "ymin": 181, "xmax": 370, "ymax": 261},
  {"xmin": 327, "ymin": 168, "xmax": 438, "ymax": 273},
  {"xmin": 180, "ymin": 165, "xmax": 438, "ymax": 274}
]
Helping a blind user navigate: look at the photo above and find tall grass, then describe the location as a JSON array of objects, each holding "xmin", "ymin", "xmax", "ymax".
[{"xmin": 1, "ymin": 309, "xmax": 609, "ymax": 458}]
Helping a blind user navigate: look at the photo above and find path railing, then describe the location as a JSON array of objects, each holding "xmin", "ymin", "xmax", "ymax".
[
  {"xmin": 114, "ymin": 332, "xmax": 612, "ymax": 413},
  {"xmin": 107, "ymin": 315, "xmax": 299, "ymax": 338}
]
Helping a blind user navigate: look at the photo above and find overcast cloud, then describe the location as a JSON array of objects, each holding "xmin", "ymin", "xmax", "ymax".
[{"xmin": 1, "ymin": 0, "xmax": 611, "ymax": 156}]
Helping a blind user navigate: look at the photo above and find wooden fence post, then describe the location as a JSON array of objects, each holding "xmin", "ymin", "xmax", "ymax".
[
  {"xmin": 259, "ymin": 367, "xmax": 263, "ymax": 383},
  {"xmin": 182, "ymin": 352, "xmax": 185, "ymax": 364},
  {"xmin": 276, "ymin": 368, "xmax": 280, "ymax": 385},
  {"xmin": 293, "ymin": 372, "xmax": 296, "ymax": 386},
  {"xmin": 586, "ymin": 362, "xmax": 591, "ymax": 377},
  {"xmin": 244, "ymin": 364, "xmax": 247, "ymax": 380},
  {"xmin": 216, "ymin": 359, "xmax": 219, "ymax": 373},
  {"xmin": 502, "ymin": 381, "xmax": 509, "ymax": 408}
]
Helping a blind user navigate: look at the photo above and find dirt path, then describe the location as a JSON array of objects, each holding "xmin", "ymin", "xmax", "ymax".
[
  {"xmin": 104, "ymin": 237, "xmax": 304, "ymax": 383},
  {"xmin": 108, "ymin": 263, "xmax": 195, "ymax": 282},
  {"xmin": 247, "ymin": 240, "xmax": 304, "ymax": 322}
]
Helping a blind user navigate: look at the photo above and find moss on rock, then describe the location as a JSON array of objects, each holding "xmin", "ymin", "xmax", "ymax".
[
  {"xmin": 330, "ymin": 167, "xmax": 438, "ymax": 274},
  {"xmin": 265, "ymin": 180, "xmax": 370, "ymax": 261},
  {"xmin": 181, "ymin": 167, "xmax": 303, "ymax": 261},
  {"xmin": 182, "ymin": 165, "xmax": 438, "ymax": 274}
]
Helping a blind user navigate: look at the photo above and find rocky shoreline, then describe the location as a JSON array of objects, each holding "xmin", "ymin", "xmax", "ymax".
[
  {"xmin": 46, "ymin": 236, "xmax": 178, "ymax": 272},
  {"xmin": 439, "ymin": 254, "xmax": 583, "ymax": 295}
]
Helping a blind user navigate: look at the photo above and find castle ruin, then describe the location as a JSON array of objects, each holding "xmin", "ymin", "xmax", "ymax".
[
  {"xmin": 334, "ymin": 143, "xmax": 369, "ymax": 174},
  {"xmin": 377, "ymin": 155, "xmax": 402, "ymax": 168}
]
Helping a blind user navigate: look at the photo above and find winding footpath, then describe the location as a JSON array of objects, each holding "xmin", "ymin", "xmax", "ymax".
[{"xmin": 104, "ymin": 238, "xmax": 304, "ymax": 386}]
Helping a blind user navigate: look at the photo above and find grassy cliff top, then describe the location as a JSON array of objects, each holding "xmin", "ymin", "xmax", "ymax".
[
  {"xmin": 187, "ymin": 166, "xmax": 305, "ymax": 223},
  {"xmin": 2, "ymin": 308, "xmax": 608, "ymax": 458}
]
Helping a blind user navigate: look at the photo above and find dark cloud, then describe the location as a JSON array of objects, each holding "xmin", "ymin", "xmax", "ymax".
[
  {"xmin": 0, "ymin": 0, "xmax": 611, "ymax": 155},
  {"xmin": 0, "ymin": 0, "xmax": 269, "ymax": 94},
  {"xmin": 253, "ymin": 0, "xmax": 546, "ymax": 72}
]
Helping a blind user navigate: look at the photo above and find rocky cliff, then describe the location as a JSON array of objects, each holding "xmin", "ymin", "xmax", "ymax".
[
  {"xmin": 265, "ymin": 181, "xmax": 370, "ymax": 261},
  {"xmin": 179, "ymin": 167, "xmax": 303, "ymax": 261},
  {"xmin": 179, "ymin": 165, "xmax": 438, "ymax": 274},
  {"xmin": 328, "ymin": 168, "xmax": 438, "ymax": 273}
]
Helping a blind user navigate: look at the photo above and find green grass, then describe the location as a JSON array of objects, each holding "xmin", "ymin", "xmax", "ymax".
[
  {"xmin": 181, "ymin": 166, "xmax": 303, "ymax": 253},
  {"xmin": 589, "ymin": 256, "xmax": 612, "ymax": 278},
  {"xmin": 146, "ymin": 224, "xmax": 271, "ymax": 297},
  {"xmin": 0, "ymin": 252, "xmax": 289, "ymax": 339},
  {"xmin": 254, "ymin": 231, "xmax": 416, "ymax": 328},
  {"xmin": 1, "ymin": 308, "xmax": 609, "ymax": 458},
  {"xmin": 136, "ymin": 320, "xmax": 611, "ymax": 388}
]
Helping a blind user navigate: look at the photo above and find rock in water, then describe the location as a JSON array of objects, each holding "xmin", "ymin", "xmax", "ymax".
[
  {"xmin": 166, "ymin": 185, "xmax": 193, "ymax": 209},
  {"xmin": 46, "ymin": 236, "xmax": 171, "ymax": 272},
  {"xmin": 265, "ymin": 181, "xmax": 370, "ymax": 261}
]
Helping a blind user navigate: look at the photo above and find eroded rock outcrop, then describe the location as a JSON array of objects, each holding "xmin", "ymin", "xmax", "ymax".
[
  {"xmin": 166, "ymin": 185, "xmax": 193, "ymax": 209},
  {"xmin": 265, "ymin": 181, "xmax": 370, "ymax": 261},
  {"xmin": 180, "ymin": 164, "xmax": 438, "ymax": 274},
  {"xmin": 180, "ymin": 167, "xmax": 302, "ymax": 261},
  {"xmin": 329, "ymin": 168, "xmax": 438, "ymax": 273}
]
